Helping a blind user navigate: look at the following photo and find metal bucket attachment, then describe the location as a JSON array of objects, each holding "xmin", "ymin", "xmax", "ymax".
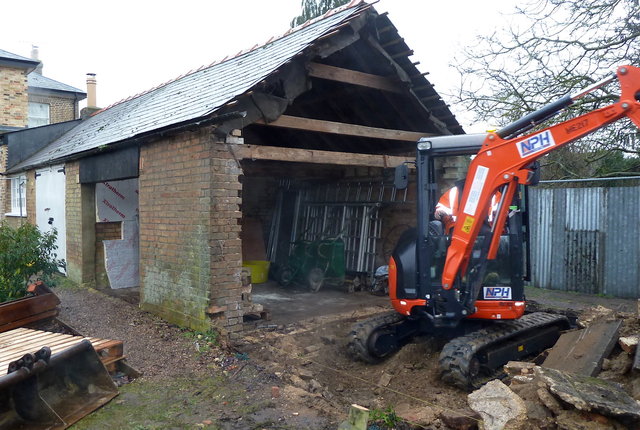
[{"xmin": 0, "ymin": 340, "xmax": 118, "ymax": 429}]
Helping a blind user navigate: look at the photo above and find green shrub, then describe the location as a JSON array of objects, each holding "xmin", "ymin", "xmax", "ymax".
[
  {"xmin": 369, "ymin": 406, "xmax": 400, "ymax": 428},
  {"xmin": 0, "ymin": 222, "xmax": 65, "ymax": 302}
]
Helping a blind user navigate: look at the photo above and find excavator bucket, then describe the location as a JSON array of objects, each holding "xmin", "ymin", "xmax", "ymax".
[{"xmin": 0, "ymin": 340, "xmax": 118, "ymax": 429}]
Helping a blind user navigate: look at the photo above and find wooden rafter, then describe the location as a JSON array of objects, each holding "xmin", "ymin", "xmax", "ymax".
[
  {"xmin": 307, "ymin": 62, "xmax": 405, "ymax": 94},
  {"xmin": 255, "ymin": 115, "xmax": 431, "ymax": 142},
  {"xmin": 228, "ymin": 144, "xmax": 413, "ymax": 168}
]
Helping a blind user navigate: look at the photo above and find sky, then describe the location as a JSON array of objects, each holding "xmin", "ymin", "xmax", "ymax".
[{"xmin": 2, "ymin": 0, "xmax": 521, "ymax": 132}]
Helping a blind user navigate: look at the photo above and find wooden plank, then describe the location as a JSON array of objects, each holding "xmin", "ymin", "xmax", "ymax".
[
  {"xmin": 0, "ymin": 328, "xmax": 124, "ymax": 372},
  {"xmin": 0, "ymin": 310, "xmax": 59, "ymax": 334},
  {"xmin": 0, "ymin": 336, "xmax": 83, "ymax": 360},
  {"xmin": 255, "ymin": 115, "xmax": 431, "ymax": 142},
  {"xmin": 543, "ymin": 320, "xmax": 622, "ymax": 376},
  {"xmin": 229, "ymin": 144, "xmax": 414, "ymax": 168},
  {"xmin": 0, "ymin": 328, "xmax": 69, "ymax": 346},
  {"xmin": 307, "ymin": 62, "xmax": 404, "ymax": 94},
  {"xmin": 0, "ymin": 292, "xmax": 60, "ymax": 327}
]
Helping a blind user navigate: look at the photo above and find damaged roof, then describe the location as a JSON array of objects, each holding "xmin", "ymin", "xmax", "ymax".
[{"xmin": 10, "ymin": 1, "xmax": 462, "ymax": 172}]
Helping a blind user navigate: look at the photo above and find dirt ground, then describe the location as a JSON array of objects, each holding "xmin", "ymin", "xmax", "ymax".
[{"xmin": 51, "ymin": 281, "xmax": 640, "ymax": 430}]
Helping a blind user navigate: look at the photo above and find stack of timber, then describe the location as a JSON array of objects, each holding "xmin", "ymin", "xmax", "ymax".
[{"xmin": 0, "ymin": 327, "xmax": 126, "ymax": 373}]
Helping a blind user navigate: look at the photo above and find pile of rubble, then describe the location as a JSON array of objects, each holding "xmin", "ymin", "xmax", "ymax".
[{"xmin": 464, "ymin": 305, "xmax": 640, "ymax": 430}]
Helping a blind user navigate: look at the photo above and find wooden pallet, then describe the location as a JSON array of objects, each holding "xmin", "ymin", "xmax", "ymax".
[{"xmin": 0, "ymin": 327, "xmax": 124, "ymax": 374}]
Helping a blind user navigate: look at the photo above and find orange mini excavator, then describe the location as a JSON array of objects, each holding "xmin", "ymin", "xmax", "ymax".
[{"xmin": 348, "ymin": 65, "xmax": 640, "ymax": 389}]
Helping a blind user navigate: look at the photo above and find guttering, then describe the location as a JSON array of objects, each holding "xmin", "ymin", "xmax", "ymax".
[{"xmin": 5, "ymin": 110, "xmax": 248, "ymax": 175}]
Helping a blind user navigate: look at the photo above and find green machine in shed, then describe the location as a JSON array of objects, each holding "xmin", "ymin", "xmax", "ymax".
[{"xmin": 277, "ymin": 237, "xmax": 346, "ymax": 292}]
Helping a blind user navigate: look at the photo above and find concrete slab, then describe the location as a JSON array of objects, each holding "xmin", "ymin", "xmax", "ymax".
[
  {"xmin": 543, "ymin": 320, "xmax": 622, "ymax": 376},
  {"xmin": 248, "ymin": 281, "xmax": 389, "ymax": 325}
]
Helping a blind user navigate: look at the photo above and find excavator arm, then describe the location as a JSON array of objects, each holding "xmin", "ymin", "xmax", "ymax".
[{"xmin": 442, "ymin": 65, "xmax": 640, "ymax": 316}]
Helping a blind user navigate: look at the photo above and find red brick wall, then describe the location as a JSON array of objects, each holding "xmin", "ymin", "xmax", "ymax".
[{"xmin": 139, "ymin": 128, "xmax": 243, "ymax": 335}]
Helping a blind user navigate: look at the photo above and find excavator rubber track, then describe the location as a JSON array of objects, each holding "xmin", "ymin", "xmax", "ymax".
[
  {"xmin": 439, "ymin": 312, "xmax": 570, "ymax": 391},
  {"xmin": 347, "ymin": 311, "xmax": 407, "ymax": 363}
]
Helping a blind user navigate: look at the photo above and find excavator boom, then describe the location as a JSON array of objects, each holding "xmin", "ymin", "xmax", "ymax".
[
  {"xmin": 442, "ymin": 65, "xmax": 640, "ymax": 318},
  {"xmin": 349, "ymin": 65, "xmax": 640, "ymax": 390}
]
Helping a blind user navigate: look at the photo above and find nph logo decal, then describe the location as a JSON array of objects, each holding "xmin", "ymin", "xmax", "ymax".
[
  {"xmin": 483, "ymin": 286, "xmax": 512, "ymax": 300},
  {"xmin": 516, "ymin": 130, "xmax": 555, "ymax": 158}
]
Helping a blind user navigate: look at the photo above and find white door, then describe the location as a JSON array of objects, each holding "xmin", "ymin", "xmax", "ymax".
[{"xmin": 35, "ymin": 165, "xmax": 66, "ymax": 272}]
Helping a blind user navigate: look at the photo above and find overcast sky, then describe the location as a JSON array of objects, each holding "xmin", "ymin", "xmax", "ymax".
[{"xmin": 3, "ymin": 0, "xmax": 520, "ymax": 132}]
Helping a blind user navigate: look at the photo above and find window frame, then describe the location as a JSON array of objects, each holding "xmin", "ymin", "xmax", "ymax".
[
  {"xmin": 6, "ymin": 176, "xmax": 27, "ymax": 217},
  {"xmin": 28, "ymin": 102, "xmax": 50, "ymax": 127}
]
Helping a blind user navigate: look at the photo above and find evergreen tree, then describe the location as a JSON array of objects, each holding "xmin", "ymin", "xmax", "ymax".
[{"xmin": 291, "ymin": 0, "xmax": 351, "ymax": 27}]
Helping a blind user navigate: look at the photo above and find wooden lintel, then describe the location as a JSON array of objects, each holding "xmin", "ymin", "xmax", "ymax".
[
  {"xmin": 307, "ymin": 62, "xmax": 404, "ymax": 94},
  {"xmin": 228, "ymin": 144, "xmax": 414, "ymax": 168},
  {"xmin": 256, "ymin": 114, "xmax": 431, "ymax": 142}
]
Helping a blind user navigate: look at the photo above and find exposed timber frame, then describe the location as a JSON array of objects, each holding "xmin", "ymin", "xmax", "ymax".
[
  {"xmin": 255, "ymin": 115, "xmax": 431, "ymax": 142},
  {"xmin": 307, "ymin": 62, "xmax": 405, "ymax": 94},
  {"xmin": 228, "ymin": 144, "xmax": 413, "ymax": 168}
]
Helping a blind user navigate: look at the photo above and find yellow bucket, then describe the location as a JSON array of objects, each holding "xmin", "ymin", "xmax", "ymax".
[{"xmin": 242, "ymin": 260, "xmax": 270, "ymax": 284}]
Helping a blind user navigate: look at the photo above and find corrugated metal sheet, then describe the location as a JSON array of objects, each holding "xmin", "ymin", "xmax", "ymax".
[{"xmin": 530, "ymin": 184, "xmax": 640, "ymax": 298}]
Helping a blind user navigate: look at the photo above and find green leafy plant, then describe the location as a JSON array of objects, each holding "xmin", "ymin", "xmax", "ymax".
[
  {"xmin": 369, "ymin": 405, "xmax": 400, "ymax": 428},
  {"xmin": 183, "ymin": 329, "xmax": 220, "ymax": 355},
  {"xmin": 0, "ymin": 222, "xmax": 65, "ymax": 302}
]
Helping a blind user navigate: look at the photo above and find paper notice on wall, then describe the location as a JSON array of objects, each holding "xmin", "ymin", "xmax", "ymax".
[
  {"xmin": 104, "ymin": 220, "xmax": 140, "ymax": 289},
  {"xmin": 96, "ymin": 179, "xmax": 139, "ymax": 222}
]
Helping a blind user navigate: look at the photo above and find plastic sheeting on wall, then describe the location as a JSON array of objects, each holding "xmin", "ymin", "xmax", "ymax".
[{"xmin": 96, "ymin": 179, "xmax": 139, "ymax": 289}]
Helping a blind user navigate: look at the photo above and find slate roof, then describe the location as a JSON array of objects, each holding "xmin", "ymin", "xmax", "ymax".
[
  {"xmin": 10, "ymin": 2, "xmax": 374, "ymax": 172},
  {"xmin": 0, "ymin": 49, "xmax": 39, "ymax": 72},
  {"xmin": 0, "ymin": 49, "xmax": 36, "ymax": 63},
  {"xmin": 9, "ymin": 0, "xmax": 461, "ymax": 172},
  {"xmin": 28, "ymin": 73, "xmax": 86, "ymax": 96}
]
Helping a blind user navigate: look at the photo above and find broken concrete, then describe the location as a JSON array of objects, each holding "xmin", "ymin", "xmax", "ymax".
[
  {"xmin": 536, "ymin": 367, "xmax": 640, "ymax": 424},
  {"xmin": 468, "ymin": 380, "xmax": 527, "ymax": 430},
  {"xmin": 619, "ymin": 335, "xmax": 639, "ymax": 354}
]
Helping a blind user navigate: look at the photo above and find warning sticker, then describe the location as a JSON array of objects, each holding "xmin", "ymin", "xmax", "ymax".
[
  {"xmin": 461, "ymin": 216, "xmax": 475, "ymax": 233},
  {"xmin": 463, "ymin": 165, "xmax": 489, "ymax": 216}
]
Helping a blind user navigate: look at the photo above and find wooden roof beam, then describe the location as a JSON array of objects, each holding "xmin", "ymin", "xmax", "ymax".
[
  {"xmin": 229, "ymin": 144, "xmax": 414, "ymax": 168},
  {"xmin": 255, "ymin": 114, "xmax": 432, "ymax": 142},
  {"xmin": 307, "ymin": 62, "xmax": 405, "ymax": 94}
]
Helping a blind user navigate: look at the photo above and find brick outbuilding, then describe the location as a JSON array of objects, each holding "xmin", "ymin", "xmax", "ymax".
[{"xmin": 5, "ymin": 2, "xmax": 463, "ymax": 337}]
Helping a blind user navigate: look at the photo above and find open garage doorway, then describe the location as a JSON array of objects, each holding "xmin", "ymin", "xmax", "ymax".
[{"xmin": 238, "ymin": 160, "xmax": 416, "ymax": 326}]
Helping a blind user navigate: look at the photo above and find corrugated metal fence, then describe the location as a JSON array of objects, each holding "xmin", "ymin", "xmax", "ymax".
[{"xmin": 529, "ymin": 179, "xmax": 640, "ymax": 298}]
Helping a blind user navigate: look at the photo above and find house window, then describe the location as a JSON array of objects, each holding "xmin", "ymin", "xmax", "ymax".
[
  {"xmin": 8, "ymin": 176, "xmax": 26, "ymax": 216},
  {"xmin": 28, "ymin": 102, "xmax": 50, "ymax": 127}
]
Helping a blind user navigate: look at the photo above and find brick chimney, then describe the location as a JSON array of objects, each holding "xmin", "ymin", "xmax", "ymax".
[{"xmin": 86, "ymin": 73, "xmax": 97, "ymax": 108}]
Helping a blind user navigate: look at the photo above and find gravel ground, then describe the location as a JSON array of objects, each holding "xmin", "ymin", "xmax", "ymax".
[
  {"xmin": 48, "ymin": 283, "xmax": 640, "ymax": 430},
  {"xmin": 56, "ymin": 287, "xmax": 219, "ymax": 379}
]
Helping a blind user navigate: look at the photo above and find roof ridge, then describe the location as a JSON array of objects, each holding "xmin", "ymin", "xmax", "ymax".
[{"xmin": 98, "ymin": 0, "xmax": 373, "ymax": 114}]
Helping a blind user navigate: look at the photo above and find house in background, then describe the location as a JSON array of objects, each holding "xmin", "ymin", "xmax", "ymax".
[
  {"xmin": 3, "ymin": 1, "xmax": 465, "ymax": 337},
  {"xmin": 0, "ymin": 48, "xmax": 86, "ymax": 230}
]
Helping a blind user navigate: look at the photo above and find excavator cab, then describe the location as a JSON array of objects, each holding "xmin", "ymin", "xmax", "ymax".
[{"xmin": 390, "ymin": 144, "xmax": 530, "ymax": 328}]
